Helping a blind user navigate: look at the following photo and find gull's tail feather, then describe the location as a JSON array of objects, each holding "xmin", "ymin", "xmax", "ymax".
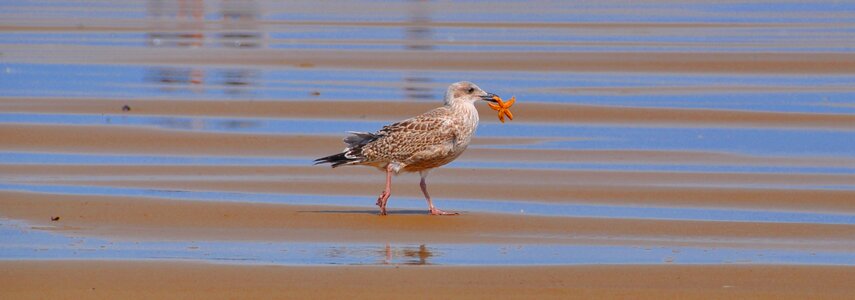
[
  {"xmin": 314, "ymin": 131, "xmax": 379, "ymax": 168},
  {"xmin": 313, "ymin": 152, "xmax": 356, "ymax": 168}
]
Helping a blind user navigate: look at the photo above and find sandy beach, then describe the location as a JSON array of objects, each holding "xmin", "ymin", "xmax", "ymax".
[
  {"xmin": 4, "ymin": 97, "xmax": 855, "ymax": 129},
  {"xmin": 3, "ymin": 261, "xmax": 854, "ymax": 299},
  {"xmin": 7, "ymin": 44, "xmax": 855, "ymax": 74},
  {"xmin": 3, "ymin": 190, "xmax": 854, "ymax": 250},
  {"xmin": 3, "ymin": 163, "xmax": 855, "ymax": 213},
  {"xmin": 2, "ymin": 1, "xmax": 855, "ymax": 298}
]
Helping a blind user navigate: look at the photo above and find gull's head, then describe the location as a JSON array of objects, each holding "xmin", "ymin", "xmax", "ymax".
[{"xmin": 444, "ymin": 81, "xmax": 498, "ymax": 106}]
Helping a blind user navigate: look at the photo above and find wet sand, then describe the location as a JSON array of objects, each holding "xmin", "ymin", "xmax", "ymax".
[
  {"xmin": 0, "ymin": 19, "xmax": 803, "ymax": 32},
  {"xmin": 3, "ymin": 97, "xmax": 855, "ymax": 129},
  {"xmin": 4, "ymin": 164, "xmax": 855, "ymax": 213},
  {"xmin": 3, "ymin": 123, "xmax": 855, "ymax": 169},
  {"xmin": 6, "ymin": 44, "xmax": 855, "ymax": 74},
  {"xmin": 3, "ymin": 121, "xmax": 853, "ymax": 227},
  {"xmin": 3, "ymin": 261, "xmax": 854, "ymax": 299},
  {"xmin": 3, "ymin": 191, "xmax": 854, "ymax": 250}
]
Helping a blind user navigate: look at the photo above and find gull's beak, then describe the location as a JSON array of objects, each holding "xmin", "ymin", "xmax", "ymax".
[{"xmin": 480, "ymin": 93, "xmax": 499, "ymax": 103}]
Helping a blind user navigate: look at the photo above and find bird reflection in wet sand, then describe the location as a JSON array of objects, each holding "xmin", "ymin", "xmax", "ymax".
[{"xmin": 382, "ymin": 244, "xmax": 435, "ymax": 265}]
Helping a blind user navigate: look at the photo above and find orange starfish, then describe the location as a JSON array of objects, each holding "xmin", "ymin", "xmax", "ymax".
[{"xmin": 487, "ymin": 95, "xmax": 515, "ymax": 123}]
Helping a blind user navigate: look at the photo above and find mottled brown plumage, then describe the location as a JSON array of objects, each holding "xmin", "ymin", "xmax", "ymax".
[
  {"xmin": 361, "ymin": 106, "xmax": 467, "ymax": 172},
  {"xmin": 315, "ymin": 81, "xmax": 499, "ymax": 215}
]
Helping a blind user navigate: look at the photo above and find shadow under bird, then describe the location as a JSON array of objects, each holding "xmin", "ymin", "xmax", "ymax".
[{"xmin": 314, "ymin": 81, "xmax": 500, "ymax": 215}]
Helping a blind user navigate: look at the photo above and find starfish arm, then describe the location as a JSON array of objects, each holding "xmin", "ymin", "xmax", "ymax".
[{"xmin": 486, "ymin": 95, "xmax": 515, "ymax": 123}]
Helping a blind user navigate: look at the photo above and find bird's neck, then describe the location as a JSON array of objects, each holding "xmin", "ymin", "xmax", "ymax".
[{"xmin": 448, "ymin": 101, "xmax": 479, "ymax": 140}]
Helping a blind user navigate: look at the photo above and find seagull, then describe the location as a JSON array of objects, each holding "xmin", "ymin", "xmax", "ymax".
[{"xmin": 314, "ymin": 81, "xmax": 499, "ymax": 216}]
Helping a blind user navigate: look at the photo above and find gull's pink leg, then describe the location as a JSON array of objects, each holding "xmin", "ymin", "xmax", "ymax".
[
  {"xmin": 420, "ymin": 171, "xmax": 458, "ymax": 216},
  {"xmin": 376, "ymin": 164, "xmax": 393, "ymax": 215}
]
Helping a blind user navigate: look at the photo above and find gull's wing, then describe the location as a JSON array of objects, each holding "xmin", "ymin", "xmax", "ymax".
[{"xmin": 361, "ymin": 107, "xmax": 457, "ymax": 164}]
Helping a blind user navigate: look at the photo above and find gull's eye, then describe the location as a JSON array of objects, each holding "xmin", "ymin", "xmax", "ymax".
[{"xmin": 467, "ymin": 87, "xmax": 475, "ymax": 94}]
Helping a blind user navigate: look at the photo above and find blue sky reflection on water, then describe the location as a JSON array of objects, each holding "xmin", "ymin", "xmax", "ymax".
[
  {"xmin": 2, "ymin": 112, "xmax": 853, "ymax": 157},
  {"xmin": 2, "ymin": 151, "xmax": 853, "ymax": 175},
  {"xmin": 3, "ymin": 62, "xmax": 855, "ymax": 113},
  {"xmin": 1, "ymin": 219, "xmax": 854, "ymax": 266},
  {"xmin": 2, "ymin": 184, "xmax": 853, "ymax": 225}
]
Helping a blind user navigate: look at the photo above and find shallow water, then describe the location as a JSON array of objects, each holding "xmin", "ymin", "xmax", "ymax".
[
  {"xmin": 2, "ymin": 219, "xmax": 853, "ymax": 266},
  {"xmin": 1, "ymin": 0, "xmax": 854, "ymax": 266},
  {"xmin": 4, "ymin": 183, "xmax": 855, "ymax": 225}
]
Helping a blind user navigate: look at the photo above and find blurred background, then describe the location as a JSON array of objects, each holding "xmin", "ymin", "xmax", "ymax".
[{"xmin": 3, "ymin": 1, "xmax": 855, "ymax": 158}]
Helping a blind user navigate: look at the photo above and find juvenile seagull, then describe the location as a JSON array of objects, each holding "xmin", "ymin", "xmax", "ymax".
[{"xmin": 314, "ymin": 81, "xmax": 499, "ymax": 215}]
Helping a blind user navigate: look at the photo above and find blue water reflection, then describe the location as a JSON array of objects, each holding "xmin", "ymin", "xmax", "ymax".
[
  {"xmin": 3, "ymin": 62, "xmax": 855, "ymax": 114},
  {"xmin": 1, "ymin": 219, "xmax": 853, "ymax": 266},
  {"xmin": 2, "ymin": 184, "xmax": 853, "ymax": 225},
  {"xmin": 2, "ymin": 112, "xmax": 853, "ymax": 157}
]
